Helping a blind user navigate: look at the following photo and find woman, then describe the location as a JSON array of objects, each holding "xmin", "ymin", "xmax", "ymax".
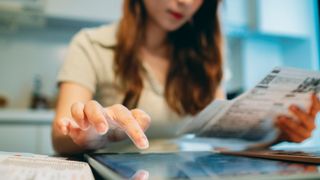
[{"xmin": 52, "ymin": 0, "xmax": 318, "ymax": 154}]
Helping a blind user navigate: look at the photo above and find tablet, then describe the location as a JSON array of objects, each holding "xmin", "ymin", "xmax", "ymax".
[{"xmin": 85, "ymin": 151, "xmax": 320, "ymax": 180}]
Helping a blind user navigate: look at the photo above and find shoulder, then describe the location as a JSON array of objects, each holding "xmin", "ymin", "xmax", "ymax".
[
  {"xmin": 59, "ymin": 23, "xmax": 119, "ymax": 93},
  {"xmin": 71, "ymin": 22, "xmax": 118, "ymax": 48}
]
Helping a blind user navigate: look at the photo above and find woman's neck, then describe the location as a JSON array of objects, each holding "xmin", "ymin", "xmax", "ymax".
[
  {"xmin": 143, "ymin": 20, "xmax": 168, "ymax": 56},
  {"xmin": 140, "ymin": 20, "xmax": 171, "ymax": 85}
]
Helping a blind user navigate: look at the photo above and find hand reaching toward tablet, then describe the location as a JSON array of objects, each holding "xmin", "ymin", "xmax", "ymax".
[{"xmin": 57, "ymin": 101, "xmax": 150, "ymax": 150}]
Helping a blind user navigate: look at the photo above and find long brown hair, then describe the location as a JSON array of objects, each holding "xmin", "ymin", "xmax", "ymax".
[{"xmin": 114, "ymin": 0, "xmax": 223, "ymax": 115}]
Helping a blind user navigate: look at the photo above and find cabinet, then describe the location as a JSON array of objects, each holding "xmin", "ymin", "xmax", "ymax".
[
  {"xmin": 0, "ymin": 110, "xmax": 54, "ymax": 155},
  {"xmin": 0, "ymin": 125, "xmax": 38, "ymax": 153},
  {"xmin": 44, "ymin": 0, "xmax": 122, "ymax": 22}
]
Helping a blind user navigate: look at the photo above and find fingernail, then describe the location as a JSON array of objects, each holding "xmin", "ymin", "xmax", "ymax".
[
  {"xmin": 61, "ymin": 127, "xmax": 68, "ymax": 135},
  {"xmin": 139, "ymin": 136, "xmax": 149, "ymax": 149},
  {"xmin": 96, "ymin": 122, "xmax": 107, "ymax": 135},
  {"xmin": 140, "ymin": 171, "xmax": 149, "ymax": 180}
]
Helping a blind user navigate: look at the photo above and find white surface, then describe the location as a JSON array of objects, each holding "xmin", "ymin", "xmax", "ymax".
[
  {"xmin": 243, "ymin": 38, "xmax": 282, "ymax": 89},
  {"xmin": 0, "ymin": 125, "xmax": 54, "ymax": 155},
  {"xmin": 257, "ymin": 0, "xmax": 311, "ymax": 37},
  {"xmin": 0, "ymin": 109, "xmax": 55, "ymax": 155},
  {"xmin": 0, "ymin": 30, "xmax": 69, "ymax": 108},
  {"xmin": 0, "ymin": 152, "xmax": 94, "ymax": 180},
  {"xmin": 45, "ymin": 0, "xmax": 122, "ymax": 22},
  {"xmin": 0, "ymin": 125, "xmax": 38, "ymax": 153},
  {"xmin": 221, "ymin": 0, "xmax": 254, "ymax": 28},
  {"xmin": 0, "ymin": 109, "xmax": 54, "ymax": 123}
]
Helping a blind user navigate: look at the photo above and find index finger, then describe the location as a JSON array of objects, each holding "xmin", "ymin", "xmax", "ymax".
[
  {"xmin": 131, "ymin": 109, "xmax": 151, "ymax": 131},
  {"xmin": 105, "ymin": 104, "xmax": 149, "ymax": 149}
]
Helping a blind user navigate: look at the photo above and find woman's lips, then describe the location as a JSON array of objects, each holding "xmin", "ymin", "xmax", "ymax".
[{"xmin": 168, "ymin": 10, "xmax": 184, "ymax": 20}]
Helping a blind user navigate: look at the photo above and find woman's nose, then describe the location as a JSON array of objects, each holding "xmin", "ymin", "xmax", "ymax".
[{"xmin": 177, "ymin": 0, "xmax": 195, "ymax": 6}]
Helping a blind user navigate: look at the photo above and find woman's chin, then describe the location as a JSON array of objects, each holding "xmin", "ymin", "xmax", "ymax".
[{"xmin": 161, "ymin": 21, "xmax": 186, "ymax": 32}]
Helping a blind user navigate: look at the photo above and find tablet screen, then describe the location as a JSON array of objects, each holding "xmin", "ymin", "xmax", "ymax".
[{"xmin": 89, "ymin": 151, "xmax": 320, "ymax": 179}]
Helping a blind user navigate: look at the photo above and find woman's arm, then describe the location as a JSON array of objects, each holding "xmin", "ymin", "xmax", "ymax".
[
  {"xmin": 52, "ymin": 82, "xmax": 151, "ymax": 154},
  {"xmin": 52, "ymin": 82, "xmax": 93, "ymax": 154}
]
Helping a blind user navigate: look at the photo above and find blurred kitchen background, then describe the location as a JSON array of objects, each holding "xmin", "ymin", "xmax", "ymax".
[{"xmin": 0, "ymin": 0, "xmax": 319, "ymax": 155}]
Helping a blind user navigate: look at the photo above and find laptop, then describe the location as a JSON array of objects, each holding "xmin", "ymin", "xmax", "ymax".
[{"xmin": 85, "ymin": 151, "xmax": 320, "ymax": 180}]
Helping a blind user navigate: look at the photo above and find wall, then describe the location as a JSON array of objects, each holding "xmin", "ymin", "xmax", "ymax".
[
  {"xmin": 0, "ymin": 28, "xmax": 74, "ymax": 108},
  {"xmin": 0, "ymin": 0, "xmax": 123, "ymax": 109}
]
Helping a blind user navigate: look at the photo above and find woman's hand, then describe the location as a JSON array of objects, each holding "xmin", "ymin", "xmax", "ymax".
[
  {"xmin": 275, "ymin": 93, "xmax": 320, "ymax": 143},
  {"xmin": 56, "ymin": 101, "xmax": 151, "ymax": 150}
]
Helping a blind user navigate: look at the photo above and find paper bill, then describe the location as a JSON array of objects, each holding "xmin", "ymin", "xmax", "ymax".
[
  {"xmin": 180, "ymin": 67, "xmax": 320, "ymax": 141},
  {"xmin": 0, "ymin": 151, "xmax": 94, "ymax": 180}
]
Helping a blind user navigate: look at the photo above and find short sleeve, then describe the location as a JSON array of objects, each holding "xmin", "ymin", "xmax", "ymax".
[{"xmin": 57, "ymin": 30, "xmax": 97, "ymax": 93}]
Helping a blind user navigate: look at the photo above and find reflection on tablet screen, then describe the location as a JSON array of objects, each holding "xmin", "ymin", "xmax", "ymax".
[{"xmin": 91, "ymin": 151, "xmax": 320, "ymax": 179}]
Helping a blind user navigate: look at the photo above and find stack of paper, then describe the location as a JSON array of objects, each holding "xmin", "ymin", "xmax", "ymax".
[{"xmin": 0, "ymin": 152, "xmax": 94, "ymax": 180}]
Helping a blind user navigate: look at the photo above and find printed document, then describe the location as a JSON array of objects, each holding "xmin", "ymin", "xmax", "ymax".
[
  {"xmin": 180, "ymin": 67, "xmax": 320, "ymax": 142},
  {"xmin": 0, "ymin": 151, "xmax": 94, "ymax": 180}
]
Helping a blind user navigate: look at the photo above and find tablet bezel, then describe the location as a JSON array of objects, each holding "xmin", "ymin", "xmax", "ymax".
[
  {"xmin": 85, "ymin": 153, "xmax": 125, "ymax": 180},
  {"xmin": 85, "ymin": 151, "xmax": 320, "ymax": 180}
]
